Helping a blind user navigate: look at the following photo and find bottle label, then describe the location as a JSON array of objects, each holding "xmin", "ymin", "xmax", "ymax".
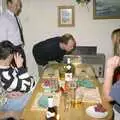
[
  {"xmin": 66, "ymin": 65, "xmax": 71, "ymax": 70},
  {"xmin": 48, "ymin": 97, "xmax": 54, "ymax": 108},
  {"xmin": 65, "ymin": 73, "xmax": 72, "ymax": 81}
]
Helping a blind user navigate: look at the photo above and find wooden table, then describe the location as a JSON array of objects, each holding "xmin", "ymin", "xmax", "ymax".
[{"xmin": 21, "ymin": 80, "xmax": 113, "ymax": 120}]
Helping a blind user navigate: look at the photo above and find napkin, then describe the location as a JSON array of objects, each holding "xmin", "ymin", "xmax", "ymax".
[{"xmin": 37, "ymin": 95, "xmax": 48, "ymax": 108}]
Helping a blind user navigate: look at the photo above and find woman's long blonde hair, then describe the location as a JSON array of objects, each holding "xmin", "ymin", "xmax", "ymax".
[{"xmin": 112, "ymin": 28, "xmax": 120, "ymax": 56}]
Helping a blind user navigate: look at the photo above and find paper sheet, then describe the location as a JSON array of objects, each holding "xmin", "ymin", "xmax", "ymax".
[
  {"xmin": 31, "ymin": 92, "xmax": 61, "ymax": 111},
  {"xmin": 81, "ymin": 87, "xmax": 102, "ymax": 103}
]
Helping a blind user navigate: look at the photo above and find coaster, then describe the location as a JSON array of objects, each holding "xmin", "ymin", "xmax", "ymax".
[{"xmin": 31, "ymin": 92, "xmax": 61, "ymax": 111}]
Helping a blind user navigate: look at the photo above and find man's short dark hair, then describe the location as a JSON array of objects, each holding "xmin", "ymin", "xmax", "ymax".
[
  {"xmin": 0, "ymin": 41, "xmax": 15, "ymax": 60},
  {"xmin": 60, "ymin": 33, "xmax": 75, "ymax": 44}
]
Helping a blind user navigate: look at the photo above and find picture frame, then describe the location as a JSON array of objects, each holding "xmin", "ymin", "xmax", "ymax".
[
  {"xmin": 58, "ymin": 6, "xmax": 75, "ymax": 27},
  {"xmin": 93, "ymin": 0, "xmax": 120, "ymax": 19}
]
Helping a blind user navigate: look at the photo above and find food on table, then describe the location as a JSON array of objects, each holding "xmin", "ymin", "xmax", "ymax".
[{"xmin": 94, "ymin": 103, "xmax": 106, "ymax": 112}]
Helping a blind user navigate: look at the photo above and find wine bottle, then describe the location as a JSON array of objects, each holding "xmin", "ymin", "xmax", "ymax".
[
  {"xmin": 64, "ymin": 58, "xmax": 74, "ymax": 81},
  {"xmin": 46, "ymin": 96, "xmax": 57, "ymax": 120}
]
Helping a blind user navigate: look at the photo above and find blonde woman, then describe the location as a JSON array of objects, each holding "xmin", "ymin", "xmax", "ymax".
[{"xmin": 103, "ymin": 28, "xmax": 120, "ymax": 120}]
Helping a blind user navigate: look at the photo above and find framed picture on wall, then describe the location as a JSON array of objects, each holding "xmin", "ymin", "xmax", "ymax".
[
  {"xmin": 93, "ymin": 0, "xmax": 120, "ymax": 19},
  {"xmin": 58, "ymin": 6, "xmax": 75, "ymax": 27}
]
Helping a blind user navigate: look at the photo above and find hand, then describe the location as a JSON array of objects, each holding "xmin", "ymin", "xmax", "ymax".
[
  {"xmin": 14, "ymin": 52, "xmax": 23, "ymax": 68},
  {"xmin": 106, "ymin": 56, "xmax": 120, "ymax": 70},
  {"xmin": 7, "ymin": 91, "xmax": 24, "ymax": 99}
]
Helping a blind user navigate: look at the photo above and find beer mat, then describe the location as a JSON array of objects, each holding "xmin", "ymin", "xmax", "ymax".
[
  {"xmin": 31, "ymin": 93, "xmax": 46, "ymax": 111},
  {"xmin": 42, "ymin": 68, "xmax": 59, "ymax": 79},
  {"xmin": 81, "ymin": 87, "xmax": 102, "ymax": 103},
  {"xmin": 76, "ymin": 79, "xmax": 95, "ymax": 88},
  {"xmin": 42, "ymin": 79, "xmax": 59, "ymax": 88},
  {"xmin": 31, "ymin": 92, "xmax": 61, "ymax": 111},
  {"xmin": 41, "ymin": 79, "xmax": 59, "ymax": 93}
]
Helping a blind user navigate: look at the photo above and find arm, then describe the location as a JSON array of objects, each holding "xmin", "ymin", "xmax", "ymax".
[
  {"xmin": 14, "ymin": 53, "xmax": 36, "ymax": 92},
  {"xmin": 103, "ymin": 56, "xmax": 120, "ymax": 101}
]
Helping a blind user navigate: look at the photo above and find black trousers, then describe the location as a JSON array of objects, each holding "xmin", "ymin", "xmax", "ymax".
[{"xmin": 11, "ymin": 45, "xmax": 27, "ymax": 69}]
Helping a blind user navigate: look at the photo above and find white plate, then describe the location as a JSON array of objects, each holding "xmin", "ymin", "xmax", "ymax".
[{"xmin": 86, "ymin": 105, "xmax": 108, "ymax": 119}]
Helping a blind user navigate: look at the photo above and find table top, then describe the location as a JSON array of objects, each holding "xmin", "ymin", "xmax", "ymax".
[
  {"xmin": 21, "ymin": 63, "xmax": 113, "ymax": 120},
  {"xmin": 21, "ymin": 81, "xmax": 113, "ymax": 120}
]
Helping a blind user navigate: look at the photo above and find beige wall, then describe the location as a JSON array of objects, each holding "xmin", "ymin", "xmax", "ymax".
[{"xmin": 20, "ymin": 0, "xmax": 120, "ymax": 79}]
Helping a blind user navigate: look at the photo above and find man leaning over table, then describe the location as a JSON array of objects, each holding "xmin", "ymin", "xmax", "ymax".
[{"xmin": 32, "ymin": 33, "xmax": 76, "ymax": 75}]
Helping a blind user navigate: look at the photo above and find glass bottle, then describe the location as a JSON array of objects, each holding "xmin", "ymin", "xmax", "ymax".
[
  {"xmin": 46, "ymin": 96, "xmax": 57, "ymax": 120},
  {"xmin": 64, "ymin": 58, "xmax": 74, "ymax": 81}
]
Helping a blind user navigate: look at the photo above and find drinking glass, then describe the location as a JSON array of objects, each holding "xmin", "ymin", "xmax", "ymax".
[
  {"xmin": 59, "ymin": 64, "xmax": 65, "ymax": 81},
  {"xmin": 71, "ymin": 87, "xmax": 83, "ymax": 109},
  {"xmin": 63, "ymin": 91, "xmax": 72, "ymax": 111}
]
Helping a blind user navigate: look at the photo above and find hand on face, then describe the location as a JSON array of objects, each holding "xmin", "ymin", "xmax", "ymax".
[{"xmin": 14, "ymin": 52, "xmax": 23, "ymax": 68}]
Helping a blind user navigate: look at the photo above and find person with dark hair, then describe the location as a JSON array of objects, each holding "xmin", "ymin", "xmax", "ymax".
[
  {"xmin": 0, "ymin": 41, "xmax": 35, "ymax": 114},
  {"xmin": 32, "ymin": 33, "xmax": 76, "ymax": 76},
  {"xmin": 0, "ymin": 0, "xmax": 26, "ymax": 68},
  {"xmin": 32, "ymin": 33, "xmax": 76, "ymax": 66}
]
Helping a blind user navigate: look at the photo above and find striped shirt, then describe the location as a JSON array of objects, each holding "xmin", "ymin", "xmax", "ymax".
[{"xmin": 0, "ymin": 66, "xmax": 35, "ymax": 93}]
